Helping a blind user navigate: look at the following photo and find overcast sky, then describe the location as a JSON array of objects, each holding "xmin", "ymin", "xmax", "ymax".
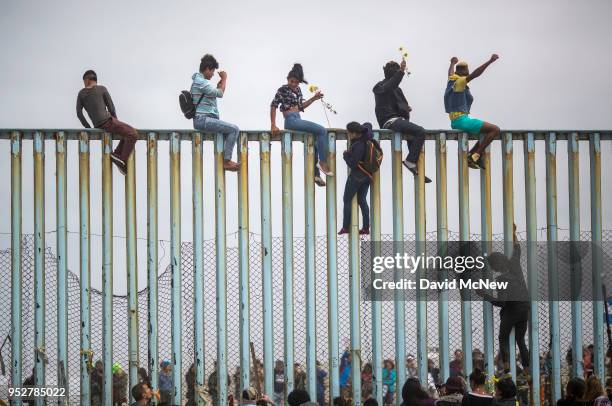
[{"xmin": 1, "ymin": 0, "xmax": 611, "ymax": 293}]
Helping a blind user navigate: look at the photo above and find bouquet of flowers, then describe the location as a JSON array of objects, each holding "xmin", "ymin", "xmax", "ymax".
[{"xmin": 308, "ymin": 84, "xmax": 337, "ymax": 114}]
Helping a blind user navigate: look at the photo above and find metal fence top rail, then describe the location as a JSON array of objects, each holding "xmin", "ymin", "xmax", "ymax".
[{"xmin": 1, "ymin": 129, "xmax": 611, "ymax": 141}]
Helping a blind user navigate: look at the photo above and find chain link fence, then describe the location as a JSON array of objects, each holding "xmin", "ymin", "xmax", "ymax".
[{"xmin": 0, "ymin": 229, "xmax": 609, "ymax": 404}]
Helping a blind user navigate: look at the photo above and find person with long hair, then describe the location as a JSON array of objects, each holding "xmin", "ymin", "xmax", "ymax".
[
  {"xmin": 401, "ymin": 377, "xmax": 434, "ymax": 406},
  {"xmin": 584, "ymin": 375, "xmax": 611, "ymax": 406},
  {"xmin": 461, "ymin": 369, "xmax": 495, "ymax": 406},
  {"xmin": 557, "ymin": 377, "xmax": 588, "ymax": 406},
  {"xmin": 271, "ymin": 63, "xmax": 332, "ymax": 186}
]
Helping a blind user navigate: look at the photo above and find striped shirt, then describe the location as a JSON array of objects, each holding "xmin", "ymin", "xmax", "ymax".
[{"xmin": 190, "ymin": 72, "xmax": 223, "ymax": 118}]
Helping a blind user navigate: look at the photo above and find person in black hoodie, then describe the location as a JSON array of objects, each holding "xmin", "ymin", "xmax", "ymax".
[
  {"xmin": 477, "ymin": 223, "xmax": 530, "ymax": 377},
  {"xmin": 373, "ymin": 58, "xmax": 431, "ymax": 183},
  {"xmin": 338, "ymin": 122, "xmax": 376, "ymax": 235}
]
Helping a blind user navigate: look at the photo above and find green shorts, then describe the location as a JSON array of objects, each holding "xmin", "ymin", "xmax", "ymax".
[{"xmin": 451, "ymin": 115, "xmax": 484, "ymax": 134}]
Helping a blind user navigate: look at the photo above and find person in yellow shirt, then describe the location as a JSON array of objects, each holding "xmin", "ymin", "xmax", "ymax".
[{"xmin": 444, "ymin": 55, "xmax": 500, "ymax": 169}]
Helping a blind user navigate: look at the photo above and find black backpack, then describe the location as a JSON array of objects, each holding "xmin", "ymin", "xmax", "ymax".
[
  {"xmin": 179, "ymin": 90, "xmax": 205, "ymax": 119},
  {"xmin": 357, "ymin": 139, "xmax": 383, "ymax": 177}
]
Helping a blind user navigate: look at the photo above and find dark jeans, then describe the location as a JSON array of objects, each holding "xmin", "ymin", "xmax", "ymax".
[
  {"xmin": 99, "ymin": 116, "xmax": 138, "ymax": 162},
  {"xmin": 499, "ymin": 305, "xmax": 530, "ymax": 368},
  {"xmin": 342, "ymin": 175, "xmax": 370, "ymax": 229},
  {"xmin": 388, "ymin": 118, "xmax": 426, "ymax": 164}
]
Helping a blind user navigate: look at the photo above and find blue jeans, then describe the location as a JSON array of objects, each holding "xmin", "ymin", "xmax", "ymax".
[
  {"xmin": 284, "ymin": 112, "xmax": 328, "ymax": 176},
  {"xmin": 193, "ymin": 115, "xmax": 239, "ymax": 161}
]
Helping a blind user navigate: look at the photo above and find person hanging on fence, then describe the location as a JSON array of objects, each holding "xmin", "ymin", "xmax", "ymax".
[
  {"xmin": 338, "ymin": 122, "xmax": 381, "ymax": 236},
  {"xmin": 76, "ymin": 70, "xmax": 138, "ymax": 175},
  {"xmin": 476, "ymin": 223, "xmax": 530, "ymax": 379},
  {"xmin": 191, "ymin": 53, "xmax": 241, "ymax": 171},
  {"xmin": 270, "ymin": 63, "xmax": 332, "ymax": 187},
  {"xmin": 445, "ymin": 55, "xmax": 500, "ymax": 170},
  {"xmin": 373, "ymin": 57, "xmax": 431, "ymax": 183}
]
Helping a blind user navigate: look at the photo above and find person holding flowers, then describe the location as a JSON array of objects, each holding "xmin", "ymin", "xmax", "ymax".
[
  {"xmin": 271, "ymin": 63, "xmax": 332, "ymax": 187},
  {"xmin": 373, "ymin": 51, "xmax": 431, "ymax": 183},
  {"xmin": 445, "ymin": 54, "xmax": 500, "ymax": 169}
]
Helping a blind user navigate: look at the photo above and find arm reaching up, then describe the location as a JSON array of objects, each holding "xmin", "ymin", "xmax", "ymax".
[
  {"xmin": 448, "ymin": 56, "xmax": 458, "ymax": 77},
  {"xmin": 467, "ymin": 54, "xmax": 499, "ymax": 83}
]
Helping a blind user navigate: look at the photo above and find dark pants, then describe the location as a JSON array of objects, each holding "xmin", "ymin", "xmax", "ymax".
[
  {"xmin": 342, "ymin": 175, "xmax": 370, "ymax": 229},
  {"xmin": 99, "ymin": 116, "xmax": 138, "ymax": 162},
  {"xmin": 388, "ymin": 118, "xmax": 426, "ymax": 164},
  {"xmin": 499, "ymin": 306, "xmax": 530, "ymax": 368}
]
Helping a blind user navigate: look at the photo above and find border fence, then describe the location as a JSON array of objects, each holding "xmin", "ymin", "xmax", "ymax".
[{"xmin": 1, "ymin": 129, "xmax": 610, "ymax": 406}]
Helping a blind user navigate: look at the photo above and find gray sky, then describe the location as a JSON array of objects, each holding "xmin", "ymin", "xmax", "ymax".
[{"xmin": 1, "ymin": 0, "xmax": 611, "ymax": 293}]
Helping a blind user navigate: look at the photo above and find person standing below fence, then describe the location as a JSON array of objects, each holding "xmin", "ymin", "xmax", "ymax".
[
  {"xmin": 338, "ymin": 122, "xmax": 381, "ymax": 235},
  {"xmin": 476, "ymin": 223, "xmax": 530, "ymax": 379},
  {"xmin": 373, "ymin": 57, "xmax": 431, "ymax": 183},
  {"xmin": 76, "ymin": 70, "xmax": 138, "ymax": 175},
  {"xmin": 158, "ymin": 360, "xmax": 173, "ymax": 405},
  {"xmin": 445, "ymin": 55, "xmax": 500, "ymax": 170},
  {"xmin": 130, "ymin": 382, "xmax": 161, "ymax": 406},
  {"xmin": 270, "ymin": 63, "xmax": 332, "ymax": 187},
  {"xmin": 191, "ymin": 53, "xmax": 240, "ymax": 171}
]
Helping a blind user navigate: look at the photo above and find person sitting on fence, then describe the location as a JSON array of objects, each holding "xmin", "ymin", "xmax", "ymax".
[
  {"xmin": 475, "ymin": 223, "xmax": 530, "ymax": 378},
  {"xmin": 270, "ymin": 63, "xmax": 332, "ymax": 187},
  {"xmin": 131, "ymin": 381, "xmax": 160, "ymax": 406},
  {"xmin": 76, "ymin": 70, "xmax": 138, "ymax": 175},
  {"xmin": 373, "ymin": 57, "xmax": 431, "ymax": 183},
  {"xmin": 445, "ymin": 55, "xmax": 500, "ymax": 170},
  {"xmin": 461, "ymin": 369, "xmax": 495, "ymax": 406},
  {"xmin": 493, "ymin": 374, "xmax": 517, "ymax": 406},
  {"xmin": 435, "ymin": 376, "xmax": 465, "ymax": 406},
  {"xmin": 158, "ymin": 360, "xmax": 173, "ymax": 405},
  {"xmin": 191, "ymin": 53, "xmax": 240, "ymax": 171},
  {"xmin": 338, "ymin": 122, "xmax": 380, "ymax": 235},
  {"xmin": 557, "ymin": 377, "xmax": 588, "ymax": 406}
]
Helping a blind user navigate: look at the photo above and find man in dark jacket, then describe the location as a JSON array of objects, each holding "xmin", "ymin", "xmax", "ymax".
[
  {"xmin": 338, "ymin": 122, "xmax": 375, "ymax": 235},
  {"xmin": 373, "ymin": 58, "xmax": 430, "ymax": 183}
]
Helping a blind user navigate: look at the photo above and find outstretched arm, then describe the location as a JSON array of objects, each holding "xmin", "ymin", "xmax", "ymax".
[
  {"xmin": 448, "ymin": 57, "xmax": 458, "ymax": 77},
  {"xmin": 467, "ymin": 54, "xmax": 499, "ymax": 82},
  {"xmin": 302, "ymin": 90, "xmax": 324, "ymax": 110},
  {"xmin": 373, "ymin": 59, "xmax": 407, "ymax": 94}
]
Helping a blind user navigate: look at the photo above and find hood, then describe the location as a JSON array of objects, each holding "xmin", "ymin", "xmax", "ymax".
[{"xmin": 192, "ymin": 72, "xmax": 206, "ymax": 84}]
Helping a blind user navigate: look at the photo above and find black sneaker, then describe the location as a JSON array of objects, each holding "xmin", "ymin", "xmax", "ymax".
[
  {"xmin": 406, "ymin": 166, "xmax": 432, "ymax": 183},
  {"xmin": 314, "ymin": 176, "xmax": 326, "ymax": 187},
  {"xmin": 467, "ymin": 152, "xmax": 482, "ymax": 169},
  {"xmin": 111, "ymin": 154, "xmax": 127, "ymax": 175}
]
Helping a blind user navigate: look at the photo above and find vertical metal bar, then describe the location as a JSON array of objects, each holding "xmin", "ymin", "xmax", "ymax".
[
  {"xmin": 11, "ymin": 131, "xmax": 23, "ymax": 406},
  {"xmin": 348, "ymin": 135, "xmax": 362, "ymax": 406},
  {"xmin": 125, "ymin": 137, "xmax": 140, "ymax": 402},
  {"xmin": 414, "ymin": 142, "xmax": 427, "ymax": 386},
  {"xmin": 56, "ymin": 131, "xmax": 69, "ymax": 401},
  {"xmin": 391, "ymin": 132, "xmax": 406, "ymax": 403},
  {"xmin": 169, "ymin": 132, "xmax": 182, "ymax": 404},
  {"xmin": 238, "ymin": 132, "xmax": 251, "ymax": 394},
  {"xmin": 524, "ymin": 132, "xmax": 540, "ymax": 404},
  {"xmin": 281, "ymin": 132, "xmax": 295, "ymax": 398},
  {"xmin": 260, "ymin": 133, "xmax": 274, "ymax": 396},
  {"xmin": 479, "ymin": 136, "xmax": 495, "ymax": 379},
  {"xmin": 102, "ymin": 132, "xmax": 114, "ymax": 405},
  {"xmin": 147, "ymin": 132, "xmax": 159, "ymax": 401},
  {"xmin": 457, "ymin": 133, "xmax": 472, "ymax": 377},
  {"xmin": 545, "ymin": 133, "xmax": 562, "ymax": 401},
  {"xmin": 215, "ymin": 133, "xmax": 229, "ymax": 406},
  {"xmin": 567, "ymin": 132, "xmax": 582, "ymax": 378},
  {"xmin": 501, "ymin": 132, "xmax": 516, "ymax": 379},
  {"xmin": 78, "ymin": 131, "xmax": 90, "ymax": 406},
  {"xmin": 435, "ymin": 133, "xmax": 449, "ymax": 382},
  {"xmin": 193, "ymin": 132, "xmax": 205, "ymax": 405},
  {"xmin": 370, "ymin": 131, "xmax": 383, "ymax": 406},
  {"xmin": 304, "ymin": 133, "xmax": 317, "ymax": 397},
  {"xmin": 567, "ymin": 133, "xmax": 582, "ymax": 377},
  {"xmin": 326, "ymin": 132, "xmax": 340, "ymax": 401},
  {"xmin": 589, "ymin": 133, "xmax": 604, "ymax": 379}
]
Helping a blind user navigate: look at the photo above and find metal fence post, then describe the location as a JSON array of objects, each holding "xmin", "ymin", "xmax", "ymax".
[
  {"xmin": 304, "ymin": 133, "xmax": 317, "ymax": 397},
  {"xmin": 193, "ymin": 132, "xmax": 205, "ymax": 405},
  {"xmin": 436, "ymin": 133, "xmax": 449, "ymax": 382},
  {"xmin": 238, "ymin": 132, "xmax": 251, "ymax": 394},
  {"xmin": 102, "ymin": 132, "xmax": 114, "ymax": 405},
  {"xmin": 78, "ymin": 131, "xmax": 91, "ymax": 406},
  {"xmin": 415, "ymin": 137, "xmax": 427, "ymax": 386},
  {"xmin": 11, "ymin": 131, "xmax": 23, "ymax": 406},
  {"xmin": 147, "ymin": 132, "xmax": 159, "ymax": 401},
  {"xmin": 590, "ymin": 133, "xmax": 604, "ymax": 379},
  {"xmin": 458, "ymin": 133, "xmax": 472, "ymax": 378}
]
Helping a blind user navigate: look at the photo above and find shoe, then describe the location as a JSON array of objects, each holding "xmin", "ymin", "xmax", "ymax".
[
  {"xmin": 314, "ymin": 176, "xmax": 326, "ymax": 187},
  {"xmin": 359, "ymin": 227, "xmax": 370, "ymax": 235},
  {"xmin": 406, "ymin": 166, "xmax": 432, "ymax": 183},
  {"xmin": 338, "ymin": 228, "xmax": 349, "ymax": 235},
  {"xmin": 475, "ymin": 156, "xmax": 486, "ymax": 170},
  {"xmin": 467, "ymin": 152, "xmax": 482, "ymax": 169},
  {"xmin": 317, "ymin": 161, "xmax": 334, "ymax": 177},
  {"xmin": 223, "ymin": 160, "xmax": 240, "ymax": 171},
  {"xmin": 111, "ymin": 154, "xmax": 127, "ymax": 175}
]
